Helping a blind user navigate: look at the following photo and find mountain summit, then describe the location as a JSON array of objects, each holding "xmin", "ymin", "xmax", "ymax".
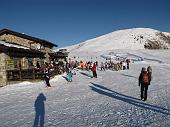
[{"xmin": 66, "ymin": 28, "xmax": 170, "ymax": 53}]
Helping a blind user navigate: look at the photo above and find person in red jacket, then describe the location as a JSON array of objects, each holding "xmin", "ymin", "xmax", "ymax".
[{"xmin": 92, "ymin": 62, "xmax": 97, "ymax": 78}]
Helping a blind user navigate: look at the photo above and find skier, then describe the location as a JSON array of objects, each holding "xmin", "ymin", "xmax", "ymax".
[
  {"xmin": 138, "ymin": 67, "xmax": 150, "ymax": 101},
  {"xmin": 122, "ymin": 61, "xmax": 126, "ymax": 70},
  {"xmin": 43, "ymin": 66, "xmax": 51, "ymax": 87},
  {"xmin": 67, "ymin": 69, "xmax": 73, "ymax": 82},
  {"xmin": 66, "ymin": 62, "xmax": 69, "ymax": 73},
  {"xmin": 100, "ymin": 62, "xmax": 105, "ymax": 71},
  {"xmin": 92, "ymin": 62, "xmax": 97, "ymax": 78},
  {"xmin": 147, "ymin": 65, "xmax": 152, "ymax": 85},
  {"xmin": 96, "ymin": 61, "xmax": 98, "ymax": 70},
  {"xmin": 126, "ymin": 59, "xmax": 130, "ymax": 69}
]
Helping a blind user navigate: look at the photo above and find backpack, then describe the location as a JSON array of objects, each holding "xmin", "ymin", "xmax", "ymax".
[{"xmin": 142, "ymin": 73, "xmax": 149, "ymax": 83}]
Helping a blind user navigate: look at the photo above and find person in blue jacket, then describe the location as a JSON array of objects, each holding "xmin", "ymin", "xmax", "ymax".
[{"xmin": 67, "ymin": 70, "xmax": 73, "ymax": 82}]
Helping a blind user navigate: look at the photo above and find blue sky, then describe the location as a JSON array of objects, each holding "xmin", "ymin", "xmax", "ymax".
[{"xmin": 0, "ymin": 0, "xmax": 170, "ymax": 47}]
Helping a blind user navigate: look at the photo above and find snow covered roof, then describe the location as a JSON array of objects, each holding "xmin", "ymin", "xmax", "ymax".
[
  {"xmin": 0, "ymin": 40, "xmax": 45, "ymax": 57},
  {"xmin": 0, "ymin": 28, "xmax": 58, "ymax": 47},
  {"xmin": 0, "ymin": 40, "xmax": 29, "ymax": 49}
]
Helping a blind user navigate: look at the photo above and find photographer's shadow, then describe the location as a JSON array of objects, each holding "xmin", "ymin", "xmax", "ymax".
[{"xmin": 33, "ymin": 93, "xmax": 46, "ymax": 127}]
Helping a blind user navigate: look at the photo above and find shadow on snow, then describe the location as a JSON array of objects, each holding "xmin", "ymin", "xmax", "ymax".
[
  {"xmin": 33, "ymin": 93, "xmax": 46, "ymax": 127},
  {"xmin": 89, "ymin": 82, "xmax": 170, "ymax": 115},
  {"xmin": 80, "ymin": 71, "xmax": 93, "ymax": 78},
  {"xmin": 120, "ymin": 74, "xmax": 138, "ymax": 79},
  {"xmin": 62, "ymin": 76, "xmax": 67, "ymax": 81}
]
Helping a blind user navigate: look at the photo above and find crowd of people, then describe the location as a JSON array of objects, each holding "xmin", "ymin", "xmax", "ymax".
[
  {"xmin": 42, "ymin": 58, "xmax": 132, "ymax": 83},
  {"xmin": 38, "ymin": 60, "xmax": 67, "ymax": 87},
  {"xmin": 42, "ymin": 58, "xmax": 132, "ymax": 84},
  {"xmin": 41, "ymin": 57, "xmax": 152, "ymax": 101}
]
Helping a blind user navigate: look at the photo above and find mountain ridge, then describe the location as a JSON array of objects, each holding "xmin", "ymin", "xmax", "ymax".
[{"xmin": 63, "ymin": 28, "xmax": 170, "ymax": 53}]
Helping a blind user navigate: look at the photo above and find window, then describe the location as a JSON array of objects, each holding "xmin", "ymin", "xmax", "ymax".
[{"xmin": 28, "ymin": 58, "xmax": 33, "ymax": 67}]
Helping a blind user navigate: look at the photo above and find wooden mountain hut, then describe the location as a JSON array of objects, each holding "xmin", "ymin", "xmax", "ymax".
[{"xmin": 0, "ymin": 28, "xmax": 58, "ymax": 86}]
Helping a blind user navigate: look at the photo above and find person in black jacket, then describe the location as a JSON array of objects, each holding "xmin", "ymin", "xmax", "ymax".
[
  {"xmin": 138, "ymin": 67, "xmax": 151, "ymax": 101},
  {"xmin": 43, "ymin": 66, "xmax": 51, "ymax": 87},
  {"xmin": 126, "ymin": 59, "xmax": 130, "ymax": 69},
  {"xmin": 147, "ymin": 65, "xmax": 152, "ymax": 85}
]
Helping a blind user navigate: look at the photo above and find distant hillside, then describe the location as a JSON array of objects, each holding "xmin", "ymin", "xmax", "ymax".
[{"xmin": 64, "ymin": 28, "xmax": 170, "ymax": 53}]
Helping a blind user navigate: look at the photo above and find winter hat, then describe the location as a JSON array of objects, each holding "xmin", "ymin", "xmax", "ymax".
[{"xmin": 142, "ymin": 67, "xmax": 147, "ymax": 72}]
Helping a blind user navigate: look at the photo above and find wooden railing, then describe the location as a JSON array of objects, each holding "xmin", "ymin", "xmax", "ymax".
[
  {"xmin": 6, "ymin": 68, "xmax": 43, "ymax": 81},
  {"xmin": 6, "ymin": 66, "xmax": 66, "ymax": 81}
]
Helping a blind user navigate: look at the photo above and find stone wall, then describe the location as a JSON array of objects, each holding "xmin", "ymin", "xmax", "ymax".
[
  {"xmin": 0, "ymin": 33, "xmax": 55, "ymax": 65},
  {"xmin": 0, "ymin": 34, "xmax": 33, "ymax": 48},
  {"xmin": 0, "ymin": 34, "xmax": 52, "ymax": 52},
  {"xmin": 0, "ymin": 53, "xmax": 7, "ymax": 87}
]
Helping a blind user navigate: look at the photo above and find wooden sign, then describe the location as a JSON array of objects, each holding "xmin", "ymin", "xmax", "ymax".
[{"xmin": 6, "ymin": 57, "xmax": 14, "ymax": 65}]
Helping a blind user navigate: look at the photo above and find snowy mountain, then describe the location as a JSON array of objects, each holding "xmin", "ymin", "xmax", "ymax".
[{"xmin": 65, "ymin": 28, "xmax": 170, "ymax": 53}]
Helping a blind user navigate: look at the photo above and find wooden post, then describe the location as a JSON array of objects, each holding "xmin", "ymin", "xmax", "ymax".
[
  {"xmin": 19, "ymin": 69, "xmax": 22, "ymax": 81},
  {"xmin": 33, "ymin": 68, "xmax": 35, "ymax": 80}
]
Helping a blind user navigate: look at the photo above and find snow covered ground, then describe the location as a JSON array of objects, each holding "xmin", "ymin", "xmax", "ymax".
[{"xmin": 0, "ymin": 49, "xmax": 170, "ymax": 127}]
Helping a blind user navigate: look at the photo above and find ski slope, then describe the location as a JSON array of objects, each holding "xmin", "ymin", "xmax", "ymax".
[{"xmin": 0, "ymin": 49, "xmax": 170, "ymax": 127}]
